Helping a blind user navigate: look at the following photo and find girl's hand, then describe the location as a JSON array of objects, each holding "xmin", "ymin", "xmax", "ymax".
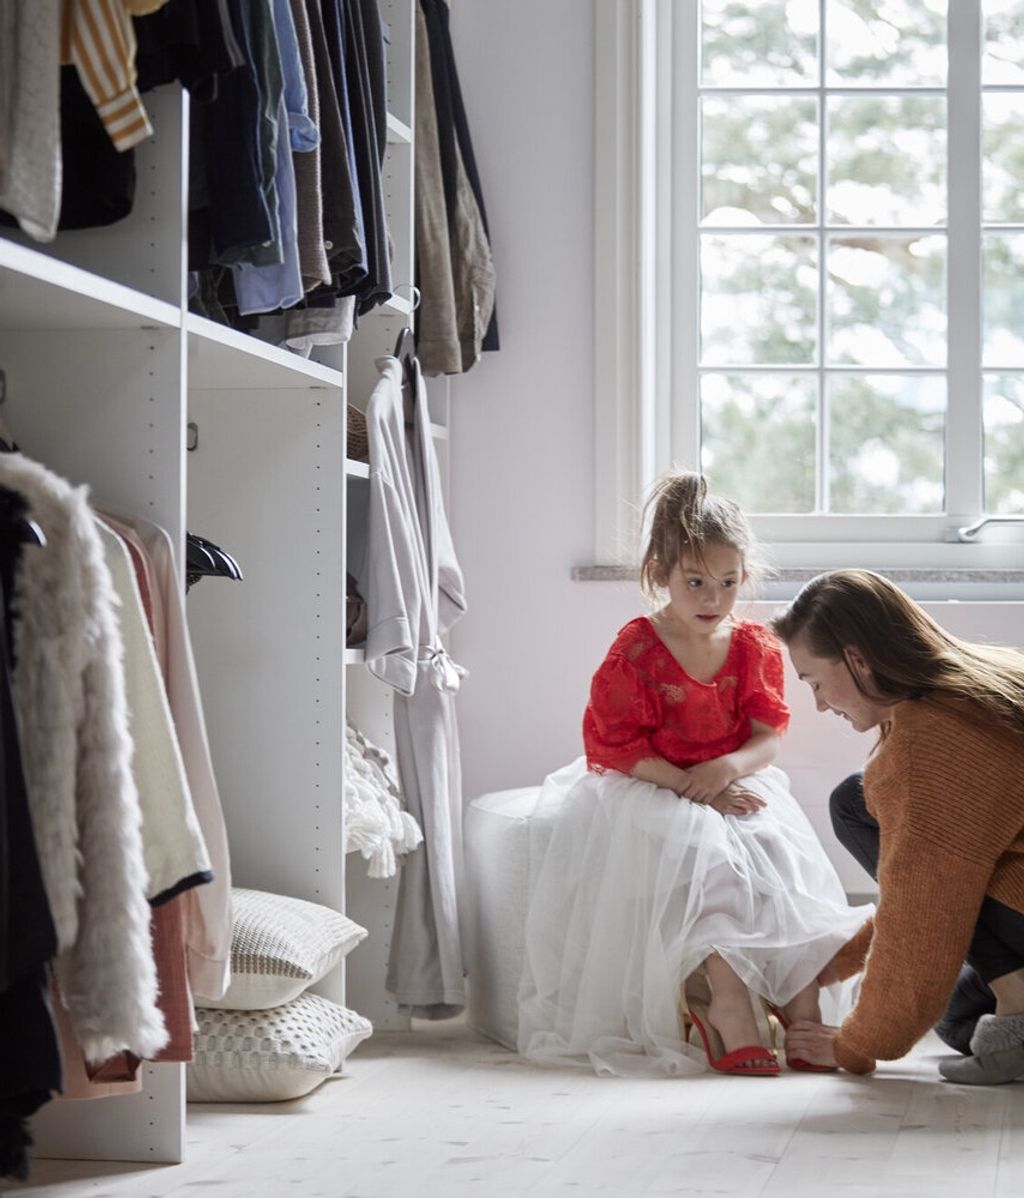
[
  {"xmin": 785, "ymin": 1020, "xmax": 840, "ymax": 1068},
  {"xmin": 677, "ymin": 757, "xmax": 737, "ymax": 805},
  {"xmin": 709, "ymin": 784, "xmax": 766, "ymax": 817}
]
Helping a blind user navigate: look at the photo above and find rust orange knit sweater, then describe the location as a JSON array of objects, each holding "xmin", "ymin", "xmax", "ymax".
[{"xmin": 829, "ymin": 695, "xmax": 1024, "ymax": 1075}]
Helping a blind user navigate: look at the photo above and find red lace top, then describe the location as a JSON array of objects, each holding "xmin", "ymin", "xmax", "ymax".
[{"xmin": 583, "ymin": 617, "xmax": 790, "ymax": 774}]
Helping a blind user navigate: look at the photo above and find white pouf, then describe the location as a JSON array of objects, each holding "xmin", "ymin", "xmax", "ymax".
[{"xmin": 464, "ymin": 786, "xmax": 550, "ymax": 1051}]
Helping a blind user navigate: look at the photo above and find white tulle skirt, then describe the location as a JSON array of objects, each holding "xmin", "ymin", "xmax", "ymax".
[{"xmin": 517, "ymin": 759, "xmax": 874, "ymax": 1077}]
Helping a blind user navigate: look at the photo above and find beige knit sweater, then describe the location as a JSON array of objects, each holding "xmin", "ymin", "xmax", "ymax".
[{"xmin": 829, "ymin": 696, "xmax": 1024, "ymax": 1074}]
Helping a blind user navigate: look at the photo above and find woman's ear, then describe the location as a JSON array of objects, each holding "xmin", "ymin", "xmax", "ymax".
[{"xmin": 843, "ymin": 645, "xmax": 873, "ymax": 687}]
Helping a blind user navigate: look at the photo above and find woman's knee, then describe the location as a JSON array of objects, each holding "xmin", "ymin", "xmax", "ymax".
[
  {"xmin": 829, "ymin": 772, "xmax": 867, "ymax": 835},
  {"xmin": 828, "ymin": 772, "xmax": 879, "ymax": 879}
]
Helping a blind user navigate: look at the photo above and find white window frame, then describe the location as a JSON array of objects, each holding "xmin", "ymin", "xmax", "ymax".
[{"xmin": 594, "ymin": 0, "xmax": 1024, "ymax": 571}]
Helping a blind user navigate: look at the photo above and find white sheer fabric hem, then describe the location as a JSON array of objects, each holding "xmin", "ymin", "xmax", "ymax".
[{"xmin": 517, "ymin": 759, "xmax": 872, "ymax": 1077}]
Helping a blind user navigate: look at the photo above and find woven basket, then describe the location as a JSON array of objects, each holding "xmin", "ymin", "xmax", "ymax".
[{"xmin": 347, "ymin": 405, "xmax": 369, "ymax": 463}]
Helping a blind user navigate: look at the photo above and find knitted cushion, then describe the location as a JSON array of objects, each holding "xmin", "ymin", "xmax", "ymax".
[
  {"xmin": 197, "ymin": 888, "xmax": 367, "ymax": 1011},
  {"xmin": 187, "ymin": 993, "xmax": 373, "ymax": 1102}
]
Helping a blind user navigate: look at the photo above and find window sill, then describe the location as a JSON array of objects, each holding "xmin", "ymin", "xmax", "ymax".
[{"xmin": 572, "ymin": 565, "xmax": 1024, "ymax": 601}]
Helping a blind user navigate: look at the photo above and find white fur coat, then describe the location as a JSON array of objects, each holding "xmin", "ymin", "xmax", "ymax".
[{"xmin": 0, "ymin": 452, "xmax": 167, "ymax": 1064}]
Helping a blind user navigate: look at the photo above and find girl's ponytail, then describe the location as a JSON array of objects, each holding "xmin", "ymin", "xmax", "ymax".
[{"xmin": 639, "ymin": 470, "xmax": 764, "ymax": 599}]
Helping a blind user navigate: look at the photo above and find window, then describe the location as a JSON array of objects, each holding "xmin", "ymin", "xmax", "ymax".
[{"xmin": 594, "ymin": 0, "xmax": 1024, "ymax": 568}]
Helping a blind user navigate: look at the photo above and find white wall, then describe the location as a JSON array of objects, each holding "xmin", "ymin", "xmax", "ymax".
[{"xmin": 447, "ymin": 4, "xmax": 1024, "ymax": 894}]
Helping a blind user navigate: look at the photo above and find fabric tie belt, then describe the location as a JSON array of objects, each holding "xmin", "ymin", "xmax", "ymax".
[{"xmin": 418, "ymin": 643, "xmax": 467, "ymax": 694}]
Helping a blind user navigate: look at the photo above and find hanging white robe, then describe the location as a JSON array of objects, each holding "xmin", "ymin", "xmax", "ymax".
[{"xmin": 359, "ymin": 356, "xmax": 468, "ymax": 1015}]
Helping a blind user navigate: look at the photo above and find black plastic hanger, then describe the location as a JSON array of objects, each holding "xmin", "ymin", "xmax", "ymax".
[
  {"xmin": 190, "ymin": 532, "xmax": 242, "ymax": 579},
  {"xmin": 185, "ymin": 532, "xmax": 243, "ymax": 585}
]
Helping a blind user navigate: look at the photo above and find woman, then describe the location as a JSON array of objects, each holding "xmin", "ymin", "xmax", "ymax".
[{"xmin": 770, "ymin": 569, "xmax": 1024, "ymax": 1083}]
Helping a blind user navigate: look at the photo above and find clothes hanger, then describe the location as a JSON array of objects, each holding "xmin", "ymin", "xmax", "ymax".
[
  {"xmin": 393, "ymin": 325, "xmax": 416, "ymax": 389},
  {"xmin": 185, "ymin": 532, "xmax": 243, "ymax": 582},
  {"xmin": 189, "ymin": 532, "xmax": 242, "ymax": 579}
]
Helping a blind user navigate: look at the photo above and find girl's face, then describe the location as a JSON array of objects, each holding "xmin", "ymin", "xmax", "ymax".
[
  {"xmin": 787, "ymin": 636, "xmax": 895, "ymax": 732},
  {"xmin": 662, "ymin": 544, "xmax": 744, "ymax": 637}
]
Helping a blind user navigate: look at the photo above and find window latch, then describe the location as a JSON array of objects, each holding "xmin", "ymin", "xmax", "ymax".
[{"xmin": 944, "ymin": 516, "xmax": 1024, "ymax": 543}]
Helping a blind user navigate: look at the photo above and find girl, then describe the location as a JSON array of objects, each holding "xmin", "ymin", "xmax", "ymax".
[
  {"xmin": 517, "ymin": 472, "xmax": 872, "ymax": 1077},
  {"xmin": 771, "ymin": 569, "xmax": 1024, "ymax": 1083}
]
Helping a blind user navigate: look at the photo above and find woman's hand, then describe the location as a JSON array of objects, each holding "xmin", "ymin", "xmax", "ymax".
[
  {"xmin": 708, "ymin": 783, "xmax": 766, "ymax": 817},
  {"xmin": 677, "ymin": 757, "xmax": 737, "ymax": 805},
  {"xmin": 785, "ymin": 1020, "xmax": 840, "ymax": 1068}
]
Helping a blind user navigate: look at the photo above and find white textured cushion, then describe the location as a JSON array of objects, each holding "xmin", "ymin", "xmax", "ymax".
[
  {"xmin": 197, "ymin": 888, "xmax": 367, "ymax": 1011},
  {"xmin": 187, "ymin": 993, "xmax": 373, "ymax": 1103}
]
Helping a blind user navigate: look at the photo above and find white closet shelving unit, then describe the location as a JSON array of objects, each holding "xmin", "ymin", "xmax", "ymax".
[{"xmin": 0, "ymin": 0, "xmax": 426, "ymax": 1164}]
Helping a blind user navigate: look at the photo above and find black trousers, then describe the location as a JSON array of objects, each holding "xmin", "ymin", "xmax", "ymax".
[{"xmin": 830, "ymin": 772, "xmax": 1024, "ymax": 1053}]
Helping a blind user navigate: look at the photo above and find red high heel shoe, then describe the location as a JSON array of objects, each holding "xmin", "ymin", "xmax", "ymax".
[
  {"xmin": 685, "ymin": 1006, "xmax": 780, "ymax": 1076},
  {"xmin": 764, "ymin": 1002, "xmax": 838, "ymax": 1073},
  {"xmin": 680, "ymin": 972, "xmax": 779, "ymax": 1077}
]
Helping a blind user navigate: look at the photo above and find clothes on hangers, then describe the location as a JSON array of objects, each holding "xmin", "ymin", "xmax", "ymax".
[
  {"xmin": 354, "ymin": 353, "xmax": 468, "ymax": 1016},
  {"xmin": 0, "ymin": 2, "xmax": 62, "ymax": 243},
  {"xmin": 288, "ymin": 0, "xmax": 333, "ymax": 291},
  {"xmin": 96, "ymin": 521, "xmax": 213, "ymax": 906},
  {"xmin": 61, "ymin": 0, "xmax": 169, "ymax": 153},
  {"xmin": 0, "ymin": 485, "xmax": 62, "ymax": 1183},
  {"xmin": 0, "ymin": 451, "xmax": 167, "ymax": 1067},
  {"xmin": 101, "ymin": 510, "xmax": 234, "ymax": 1003},
  {"xmin": 415, "ymin": 0, "xmax": 498, "ymax": 374}
]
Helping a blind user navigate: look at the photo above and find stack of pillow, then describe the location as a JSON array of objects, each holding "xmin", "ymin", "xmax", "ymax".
[{"xmin": 188, "ymin": 888, "xmax": 372, "ymax": 1102}]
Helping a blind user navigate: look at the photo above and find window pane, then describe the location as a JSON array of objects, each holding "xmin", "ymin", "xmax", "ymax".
[
  {"xmin": 701, "ymin": 235, "xmax": 818, "ymax": 365},
  {"xmin": 983, "ymin": 233, "xmax": 1024, "ymax": 366},
  {"xmin": 701, "ymin": 0, "xmax": 817, "ymax": 86},
  {"xmin": 700, "ymin": 374, "xmax": 816, "ymax": 513},
  {"xmin": 827, "ymin": 96, "xmax": 946, "ymax": 226},
  {"xmin": 984, "ymin": 375, "xmax": 1024, "ymax": 513},
  {"xmin": 828, "ymin": 375, "xmax": 945, "ymax": 513},
  {"xmin": 702, "ymin": 96, "xmax": 818, "ymax": 225},
  {"xmin": 984, "ymin": 95, "xmax": 1024, "ymax": 222},
  {"xmin": 984, "ymin": 0, "xmax": 1024, "ymax": 85},
  {"xmin": 828, "ymin": 235, "xmax": 946, "ymax": 366},
  {"xmin": 827, "ymin": 0, "xmax": 946, "ymax": 85}
]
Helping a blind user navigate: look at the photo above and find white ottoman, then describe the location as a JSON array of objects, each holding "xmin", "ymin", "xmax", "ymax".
[{"xmin": 464, "ymin": 787, "xmax": 550, "ymax": 1050}]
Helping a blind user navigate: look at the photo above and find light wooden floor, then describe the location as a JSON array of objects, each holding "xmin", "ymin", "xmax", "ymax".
[{"xmin": 7, "ymin": 1021, "xmax": 1024, "ymax": 1198}]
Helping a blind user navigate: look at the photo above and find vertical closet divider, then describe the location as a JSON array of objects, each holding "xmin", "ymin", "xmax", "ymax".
[{"xmin": 185, "ymin": 381, "xmax": 347, "ymax": 1005}]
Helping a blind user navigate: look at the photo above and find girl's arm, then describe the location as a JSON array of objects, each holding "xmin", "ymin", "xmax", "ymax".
[
  {"xmin": 676, "ymin": 720, "xmax": 780, "ymax": 805},
  {"xmin": 629, "ymin": 755, "xmax": 765, "ymax": 814},
  {"xmin": 629, "ymin": 755, "xmax": 692, "ymax": 794}
]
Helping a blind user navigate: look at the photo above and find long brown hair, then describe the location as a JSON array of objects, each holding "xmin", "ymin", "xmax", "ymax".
[
  {"xmin": 771, "ymin": 569, "xmax": 1024, "ymax": 737},
  {"xmin": 639, "ymin": 470, "xmax": 766, "ymax": 599}
]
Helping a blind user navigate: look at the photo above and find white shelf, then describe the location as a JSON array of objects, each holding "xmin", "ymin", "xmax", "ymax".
[
  {"xmin": 386, "ymin": 112, "xmax": 413, "ymax": 144},
  {"xmin": 186, "ymin": 313, "xmax": 345, "ymax": 391},
  {"xmin": 0, "ymin": 237, "xmax": 180, "ymax": 332},
  {"xmin": 345, "ymin": 458, "xmax": 370, "ymax": 479},
  {"xmin": 344, "ymin": 647, "xmax": 367, "ymax": 665},
  {"xmin": 430, "ymin": 423, "xmax": 448, "ymax": 441}
]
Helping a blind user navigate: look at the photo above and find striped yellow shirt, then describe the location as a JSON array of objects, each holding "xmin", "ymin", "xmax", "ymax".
[{"xmin": 61, "ymin": 0, "xmax": 168, "ymax": 152}]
